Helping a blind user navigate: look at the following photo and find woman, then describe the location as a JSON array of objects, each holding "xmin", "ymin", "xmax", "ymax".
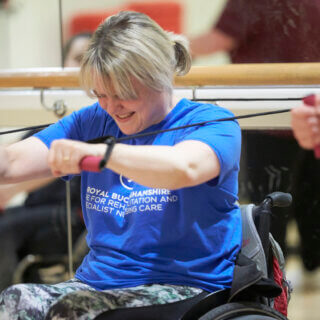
[{"xmin": 0, "ymin": 11, "xmax": 241, "ymax": 319}]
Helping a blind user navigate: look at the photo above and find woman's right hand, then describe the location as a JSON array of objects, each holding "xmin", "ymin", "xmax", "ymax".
[{"xmin": 48, "ymin": 139, "xmax": 106, "ymax": 176}]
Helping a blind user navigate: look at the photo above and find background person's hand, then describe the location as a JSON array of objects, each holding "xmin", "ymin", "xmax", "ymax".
[{"xmin": 291, "ymin": 99, "xmax": 320, "ymax": 150}]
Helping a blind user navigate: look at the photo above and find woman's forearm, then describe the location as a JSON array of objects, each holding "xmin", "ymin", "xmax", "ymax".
[
  {"xmin": 0, "ymin": 177, "xmax": 56, "ymax": 209},
  {"xmin": 107, "ymin": 141, "xmax": 220, "ymax": 190},
  {"xmin": 0, "ymin": 138, "xmax": 52, "ymax": 184},
  {"xmin": 8, "ymin": 177, "xmax": 55, "ymax": 194},
  {"xmin": 47, "ymin": 139, "xmax": 220, "ymax": 189},
  {"xmin": 107, "ymin": 144, "xmax": 189, "ymax": 189}
]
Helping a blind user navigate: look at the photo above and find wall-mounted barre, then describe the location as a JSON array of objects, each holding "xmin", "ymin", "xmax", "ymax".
[
  {"xmin": 1, "ymin": 63, "xmax": 320, "ymax": 129},
  {"xmin": 1, "ymin": 63, "xmax": 320, "ymax": 88}
]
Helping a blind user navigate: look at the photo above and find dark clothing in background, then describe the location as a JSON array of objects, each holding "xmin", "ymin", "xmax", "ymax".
[
  {"xmin": 215, "ymin": 0, "xmax": 320, "ymax": 270},
  {"xmin": 216, "ymin": 0, "xmax": 320, "ymax": 63},
  {"xmin": 0, "ymin": 177, "xmax": 84, "ymax": 291},
  {"xmin": 25, "ymin": 178, "xmax": 78, "ymax": 207}
]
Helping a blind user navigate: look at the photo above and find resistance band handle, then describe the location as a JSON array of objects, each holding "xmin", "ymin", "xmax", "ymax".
[
  {"xmin": 303, "ymin": 94, "xmax": 320, "ymax": 159},
  {"xmin": 79, "ymin": 136, "xmax": 116, "ymax": 172},
  {"xmin": 79, "ymin": 156, "xmax": 104, "ymax": 172}
]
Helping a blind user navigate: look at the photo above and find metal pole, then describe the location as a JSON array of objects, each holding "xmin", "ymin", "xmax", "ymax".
[
  {"xmin": 58, "ymin": 0, "xmax": 64, "ymax": 67},
  {"xmin": 66, "ymin": 180, "xmax": 73, "ymax": 278}
]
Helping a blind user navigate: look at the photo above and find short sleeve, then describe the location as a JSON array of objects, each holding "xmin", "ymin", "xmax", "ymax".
[
  {"xmin": 175, "ymin": 105, "xmax": 241, "ymax": 185},
  {"xmin": 34, "ymin": 102, "xmax": 101, "ymax": 149}
]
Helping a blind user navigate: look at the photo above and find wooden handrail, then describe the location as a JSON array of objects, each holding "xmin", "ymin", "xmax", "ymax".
[
  {"xmin": 1, "ymin": 63, "xmax": 320, "ymax": 88},
  {"xmin": 0, "ymin": 68, "xmax": 79, "ymax": 88},
  {"xmin": 177, "ymin": 63, "xmax": 320, "ymax": 86}
]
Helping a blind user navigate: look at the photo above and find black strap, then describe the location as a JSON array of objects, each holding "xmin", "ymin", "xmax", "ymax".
[
  {"xmin": 0, "ymin": 109, "xmax": 290, "ymax": 138},
  {"xmin": 98, "ymin": 136, "xmax": 116, "ymax": 170},
  {"xmin": 87, "ymin": 108, "xmax": 291, "ymax": 145}
]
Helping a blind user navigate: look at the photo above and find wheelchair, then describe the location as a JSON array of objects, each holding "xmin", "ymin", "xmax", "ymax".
[
  {"xmin": 12, "ymin": 229, "xmax": 88, "ymax": 285},
  {"xmin": 43, "ymin": 191, "xmax": 292, "ymax": 320}
]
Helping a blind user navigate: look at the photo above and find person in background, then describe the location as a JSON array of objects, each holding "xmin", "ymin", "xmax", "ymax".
[
  {"xmin": 0, "ymin": 11, "xmax": 241, "ymax": 319},
  {"xmin": 63, "ymin": 32, "xmax": 92, "ymax": 68},
  {"xmin": 0, "ymin": 32, "xmax": 92, "ymax": 291},
  {"xmin": 191, "ymin": 0, "xmax": 320, "ymax": 280}
]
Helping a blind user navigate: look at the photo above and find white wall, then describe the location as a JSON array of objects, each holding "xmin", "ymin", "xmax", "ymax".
[
  {"xmin": 0, "ymin": 0, "xmax": 61, "ymax": 68},
  {"xmin": 0, "ymin": 10, "xmax": 9, "ymax": 68},
  {"xmin": 0, "ymin": 0, "xmax": 228, "ymax": 69}
]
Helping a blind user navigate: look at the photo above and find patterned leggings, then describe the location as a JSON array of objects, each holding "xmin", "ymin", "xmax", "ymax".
[{"xmin": 0, "ymin": 278, "xmax": 203, "ymax": 320}]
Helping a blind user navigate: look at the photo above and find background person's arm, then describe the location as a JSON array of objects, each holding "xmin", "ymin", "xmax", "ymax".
[
  {"xmin": 190, "ymin": 0, "xmax": 250, "ymax": 60},
  {"xmin": 0, "ymin": 177, "xmax": 55, "ymax": 209},
  {"xmin": 190, "ymin": 29, "xmax": 237, "ymax": 57}
]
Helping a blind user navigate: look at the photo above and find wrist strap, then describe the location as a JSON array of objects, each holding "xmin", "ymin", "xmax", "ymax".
[{"xmin": 99, "ymin": 136, "xmax": 116, "ymax": 170}]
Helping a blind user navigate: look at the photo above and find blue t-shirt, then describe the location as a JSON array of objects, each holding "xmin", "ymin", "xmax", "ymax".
[{"xmin": 35, "ymin": 98, "xmax": 242, "ymax": 292}]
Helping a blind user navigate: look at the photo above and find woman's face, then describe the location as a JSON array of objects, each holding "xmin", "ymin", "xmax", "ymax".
[{"xmin": 93, "ymin": 78, "xmax": 172, "ymax": 135}]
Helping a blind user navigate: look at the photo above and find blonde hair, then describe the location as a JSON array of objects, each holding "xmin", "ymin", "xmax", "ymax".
[{"xmin": 80, "ymin": 11, "xmax": 191, "ymax": 99}]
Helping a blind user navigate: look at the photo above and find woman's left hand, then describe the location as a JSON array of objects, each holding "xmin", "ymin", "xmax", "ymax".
[{"xmin": 48, "ymin": 139, "xmax": 105, "ymax": 176}]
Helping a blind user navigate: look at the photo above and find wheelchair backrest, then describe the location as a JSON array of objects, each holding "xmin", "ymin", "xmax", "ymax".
[{"xmin": 239, "ymin": 204, "xmax": 268, "ymax": 278}]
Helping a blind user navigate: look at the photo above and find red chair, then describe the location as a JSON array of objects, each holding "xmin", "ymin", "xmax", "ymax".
[
  {"xmin": 126, "ymin": 1, "xmax": 183, "ymax": 33},
  {"xmin": 67, "ymin": 1, "xmax": 183, "ymax": 37},
  {"xmin": 68, "ymin": 9, "xmax": 119, "ymax": 37}
]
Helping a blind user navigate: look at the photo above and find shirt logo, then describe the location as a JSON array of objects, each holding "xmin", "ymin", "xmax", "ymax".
[{"xmin": 120, "ymin": 174, "xmax": 134, "ymax": 190}]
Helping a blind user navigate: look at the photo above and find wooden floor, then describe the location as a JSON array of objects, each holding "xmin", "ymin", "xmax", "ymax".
[
  {"xmin": 285, "ymin": 222, "xmax": 320, "ymax": 320},
  {"xmin": 286, "ymin": 256, "xmax": 320, "ymax": 319}
]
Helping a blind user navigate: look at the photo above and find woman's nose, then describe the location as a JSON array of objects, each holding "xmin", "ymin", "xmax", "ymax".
[{"xmin": 101, "ymin": 96, "xmax": 120, "ymax": 113}]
